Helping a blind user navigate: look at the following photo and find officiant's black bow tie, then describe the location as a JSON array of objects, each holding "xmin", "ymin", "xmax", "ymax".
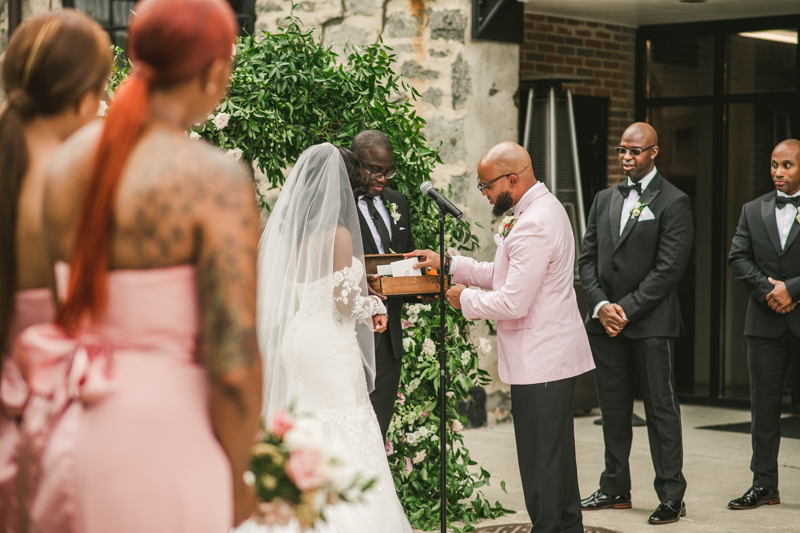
[
  {"xmin": 618, "ymin": 182, "xmax": 642, "ymax": 199},
  {"xmin": 776, "ymin": 195, "xmax": 800, "ymax": 209}
]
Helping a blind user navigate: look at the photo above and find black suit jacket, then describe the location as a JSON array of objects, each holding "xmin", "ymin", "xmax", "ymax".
[
  {"xmin": 357, "ymin": 188, "xmax": 416, "ymax": 358},
  {"xmin": 578, "ymin": 173, "xmax": 694, "ymax": 338},
  {"xmin": 728, "ymin": 191, "xmax": 800, "ymax": 338}
]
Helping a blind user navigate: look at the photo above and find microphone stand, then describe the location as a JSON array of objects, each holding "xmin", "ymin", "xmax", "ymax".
[{"xmin": 438, "ymin": 207, "xmax": 447, "ymax": 533}]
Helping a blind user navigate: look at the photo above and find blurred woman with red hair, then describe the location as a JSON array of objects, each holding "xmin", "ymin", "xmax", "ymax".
[
  {"xmin": 12, "ymin": 0, "xmax": 263, "ymax": 531},
  {"xmin": 0, "ymin": 9, "xmax": 112, "ymax": 532}
]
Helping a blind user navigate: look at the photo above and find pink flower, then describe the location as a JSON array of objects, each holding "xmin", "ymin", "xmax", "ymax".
[
  {"xmin": 404, "ymin": 457, "xmax": 413, "ymax": 475},
  {"xmin": 401, "ymin": 320, "xmax": 414, "ymax": 329},
  {"xmin": 268, "ymin": 409, "xmax": 294, "ymax": 438},
  {"xmin": 385, "ymin": 439, "xmax": 394, "ymax": 456},
  {"xmin": 286, "ymin": 448, "xmax": 325, "ymax": 491},
  {"xmin": 397, "ymin": 392, "xmax": 406, "ymax": 405}
]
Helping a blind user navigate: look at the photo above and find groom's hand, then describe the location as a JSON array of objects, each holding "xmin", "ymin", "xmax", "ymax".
[
  {"xmin": 373, "ymin": 314, "xmax": 388, "ymax": 333},
  {"xmin": 404, "ymin": 249, "xmax": 441, "ymax": 270}
]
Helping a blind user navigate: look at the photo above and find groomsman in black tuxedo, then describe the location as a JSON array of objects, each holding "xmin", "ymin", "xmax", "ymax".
[
  {"xmin": 578, "ymin": 122, "xmax": 693, "ymax": 525},
  {"xmin": 350, "ymin": 130, "xmax": 417, "ymax": 440},
  {"xmin": 727, "ymin": 139, "xmax": 800, "ymax": 510}
]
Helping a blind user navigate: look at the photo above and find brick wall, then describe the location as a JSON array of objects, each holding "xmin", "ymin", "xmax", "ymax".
[{"xmin": 520, "ymin": 9, "xmax": 636, "ymax": 185}]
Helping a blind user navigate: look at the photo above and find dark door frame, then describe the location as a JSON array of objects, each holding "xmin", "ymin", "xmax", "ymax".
[{"xmin": 636, "ymin": 14, "xmax": 800, "ymax": 412}]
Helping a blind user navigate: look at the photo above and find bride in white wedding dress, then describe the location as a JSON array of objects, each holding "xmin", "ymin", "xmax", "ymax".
[{"xmin": 236, "ymin": 143, "xmax": 413, "ymax": 533}]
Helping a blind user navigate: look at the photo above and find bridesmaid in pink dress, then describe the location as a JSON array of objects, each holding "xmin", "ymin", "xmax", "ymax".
[
  {"xmin": 0, "ymin": 11, "xmax": 113, "ymax": 532},
  {"xmin": 12, "ymin": 0, "xmax": 263, "ymax": 531}
]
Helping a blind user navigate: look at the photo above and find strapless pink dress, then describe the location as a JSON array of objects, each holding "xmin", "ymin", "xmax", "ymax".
[
  {"xmin": 12, "ymin": 265, "xmax": 232, "ymax": 533},
  {"xmin": 1, "ymin": 289, "xmax": 55, "ymax": 533}
]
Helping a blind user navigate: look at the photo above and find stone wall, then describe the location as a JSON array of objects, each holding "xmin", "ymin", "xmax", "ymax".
[
  {"xmin": 520, "ymin": 6, "xmax": 636, "ymax": 186},
  {"xmin": 256, "ymin": 0, "xmax": 519, "ymax": 403}
]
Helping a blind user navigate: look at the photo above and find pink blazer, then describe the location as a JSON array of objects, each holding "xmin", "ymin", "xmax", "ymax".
[{"xmin": 453, "ymin": 184, "xmax": 595, "ymax": 385}]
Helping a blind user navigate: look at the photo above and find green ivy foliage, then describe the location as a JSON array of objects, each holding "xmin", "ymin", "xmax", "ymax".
[{"xmin": 115, "ymin": 15, "xmax": 512, "ymax": 532}]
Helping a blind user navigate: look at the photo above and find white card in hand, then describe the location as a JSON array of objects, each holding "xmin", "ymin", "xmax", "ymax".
[
  {"xmin": 390, "ymin": 257, "xmax": 422, "ymax": 277},
  {"xmin": 638, "ymin": 206, "xmax": 655, "ymax": 221}
]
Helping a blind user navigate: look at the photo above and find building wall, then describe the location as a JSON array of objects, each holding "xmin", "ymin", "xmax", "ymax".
[
  {"xmin": 520, "ymin": 6, "xmax": 636, "ymax": 186},
  {"xmin": 256, "ymin": 0, "xmax": 519, "ymax": 400}
]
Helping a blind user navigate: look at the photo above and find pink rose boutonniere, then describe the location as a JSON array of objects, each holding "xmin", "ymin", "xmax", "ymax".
[{"xmin": 499, "ymin": 216, "xmax": 517, "ymax": 239}]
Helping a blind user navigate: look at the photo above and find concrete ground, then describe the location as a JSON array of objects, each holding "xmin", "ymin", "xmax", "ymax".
[{"xmin": 446, "ymin": 402, "xmax": 800, "ymax": 532}]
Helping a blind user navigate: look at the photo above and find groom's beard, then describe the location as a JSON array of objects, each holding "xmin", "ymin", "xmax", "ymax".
[{"xmin": 492, "ymin": 191, "xmax": 514, "ymax": 217}]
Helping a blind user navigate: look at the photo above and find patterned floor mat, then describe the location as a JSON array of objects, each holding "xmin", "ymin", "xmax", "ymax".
[{"xmin": 473, "ymin": 526, "xmax": 620, "ymax": 533}]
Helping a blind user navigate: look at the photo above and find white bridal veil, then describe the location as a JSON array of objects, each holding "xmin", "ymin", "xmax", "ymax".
[{"xmin": 256, "ymin": 143, "xmax": 376, "ymax": 421}]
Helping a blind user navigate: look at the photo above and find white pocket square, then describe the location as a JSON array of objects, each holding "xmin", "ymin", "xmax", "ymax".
[
  {"xmin": 638, "ymin": 206, "xmax": 655, "ymax": 221},
  {"xmin": 399, "ymin": 227, "xmax": 406, "ymax": 231},
  {"xmin": 493, "ymin": 233, "xmax": 504, "ymax": 247}
]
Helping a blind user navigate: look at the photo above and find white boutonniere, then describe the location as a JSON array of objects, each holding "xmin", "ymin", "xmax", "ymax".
[
  {"xmin": 796, "ymin": 206, "xmax": 800, "ymax": 224},
  {"xmin": 499, "ymin": 215, "xmax": 517, "ymax": 238},
  {"xmin": 630, "ymin": 201, "xmax": 651, "ymax": 220},
  {"xmin": 387, "ymin": 202, "xmax": 401, "ymax": 224}
]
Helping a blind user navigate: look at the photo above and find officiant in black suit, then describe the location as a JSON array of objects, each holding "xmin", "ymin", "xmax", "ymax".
[
  {"xmin": 350, "ymin": 130, "xmax": 417, "ymax": 441},
  {"xmin": 727, "ymin": 139, "xmax": 800, "ymax": 511},
  {"xmin": 578, "ymin": 122, "xmax": 693, "ymax": 525}
]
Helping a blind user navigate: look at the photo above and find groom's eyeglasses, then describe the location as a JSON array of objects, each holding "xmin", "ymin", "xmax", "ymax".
[
  {"xmin": 354, "ymin": 153, "xmax": 398, "ymax": 180},
  {"xmin": 615, "ymin": 145, "xmax": 656, "ymax": 156}
]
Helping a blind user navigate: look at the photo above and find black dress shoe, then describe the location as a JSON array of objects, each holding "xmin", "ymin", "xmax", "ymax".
[
  {"xmin": 648, "ymin": 500, "xmax": 685, "ymax": 524},
  {"xmin": 580, "ymin": 489, "xmax": 632, "ymax": 510},
  {"xmin": 728, "ymin": 486, "xmax": 780, "ymax": 510}
]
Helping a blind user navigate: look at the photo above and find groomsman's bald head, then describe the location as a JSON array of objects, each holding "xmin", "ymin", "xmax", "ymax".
[
  {"xmin": 619, "ymin": 122, "xmax": 660, "ymax": 183},
  {"xmin": 772, "ymin": 139, "xmax": 800, "ymax": 196},
  {"xmin": 477, "ymin": 141, "xmax": 537, "ymax": 217}
]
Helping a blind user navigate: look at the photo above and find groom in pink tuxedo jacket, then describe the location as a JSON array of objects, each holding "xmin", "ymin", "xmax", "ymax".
[{"xmin": 408, "ymin": 142, "xmax": 595, "ymax": 533}]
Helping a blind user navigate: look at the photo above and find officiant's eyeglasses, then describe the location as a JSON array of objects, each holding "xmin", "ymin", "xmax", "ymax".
[
  {"xmin": 615, "ymin": 145, "xmax": 656, "ymax": 156},
  {"xmin": 477, "ymin": 173, "xmax": 512, "ymax": 193},
  {"xmin": 354, "ymin": 153, "xmax": 398, "ymax": 180}
]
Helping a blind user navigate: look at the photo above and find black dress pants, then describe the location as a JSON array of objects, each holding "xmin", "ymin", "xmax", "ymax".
[
  {"xmin": 589, "ymin": 333, "xmax": 687, "ymax": 502},
  {"xmin": 747, "ymin": 331, "xmax": 799, "ymax": 490},
  {"xmin": 369, "ymin": 330, "xmax": 402, "ymax": 440},
  {"xmin": 511, "ymin": 377, "xmax": 583, "ymax": 533}
]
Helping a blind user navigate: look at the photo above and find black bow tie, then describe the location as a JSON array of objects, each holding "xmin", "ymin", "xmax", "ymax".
[
  {"xmin": 776, "ymin": 195, "xmax": 800, "ymax": 209},
  {"xmin": 618, "ymin": 182, "xmax": 642, "ymax": 199}
]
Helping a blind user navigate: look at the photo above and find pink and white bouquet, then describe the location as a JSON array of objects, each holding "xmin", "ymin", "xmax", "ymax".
[{"xmin": 246, "ymin": 409, "xmax": 375, "ymax": 529}]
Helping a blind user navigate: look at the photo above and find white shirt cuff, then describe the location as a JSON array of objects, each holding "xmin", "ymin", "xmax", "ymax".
[
  {"xmin": 449, "ymin": 255, "xmax": 458, "ymax": 275},
  {"xmin": 592, "ymin": 300, "xmax": 609, "ymax": 318}
]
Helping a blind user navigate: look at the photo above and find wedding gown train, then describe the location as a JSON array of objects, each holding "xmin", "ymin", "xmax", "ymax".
[{"xmin": 239, "ymin": 258, "xmax": 412, "ymax": 533}]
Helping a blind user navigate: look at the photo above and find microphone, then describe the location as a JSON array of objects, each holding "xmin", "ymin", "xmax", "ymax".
[{"xmin": 420, "ymin": 182, "xmax": 463, "ymax": 219}]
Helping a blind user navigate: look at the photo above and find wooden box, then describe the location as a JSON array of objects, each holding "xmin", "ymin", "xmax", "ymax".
[{"xmin": 364, "ymin": 254, "xmax": 448, "ymax": 296}]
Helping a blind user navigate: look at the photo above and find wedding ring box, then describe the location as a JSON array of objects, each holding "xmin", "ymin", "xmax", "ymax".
[{"xmin": 365, "ymin": 254, "xmax": 448, "ymax": 296}]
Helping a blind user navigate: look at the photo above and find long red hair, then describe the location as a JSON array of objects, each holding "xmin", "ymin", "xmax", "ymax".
[{"xmin": 57, "ymin": 0, "xmax": 238, "ymax": 331}]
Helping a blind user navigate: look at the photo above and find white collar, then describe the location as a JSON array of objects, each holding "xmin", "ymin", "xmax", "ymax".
[
  {"xmin": 513, "ymin": 181, "xmax": 543, "ymax": 216},
  {"xmin": 358, "ymin": 195, "xmax": 382, "ymax": 203},
  {"xmin": 776, "ymin": 189, "xmax": 800, "ymax": 198},
  {"xmin": 627, "ymin": 166, "xmax": 658, "ymax": 192}
]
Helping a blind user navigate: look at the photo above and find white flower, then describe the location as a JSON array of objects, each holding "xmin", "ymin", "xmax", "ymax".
[
  {"xmin": 213, "ymin": 112, "xmax": 230, "ymax": 130},
  {"xmin": 796, "ymin": 206, "xmax": 800, "ymax": 223},
  {"xmin": 226, "ymin": 148, "xmax": 243, "ymax": 161},
  {"xmin": 412, "ymin": 450, "xmax": 427, "ymax": 464},
  {"xmin": 402, "ymin": 337, "xmax": 416, "ymax": 352},
  {"xmin": 420, "ymin": 304, "xmax": 432, "ymax": 312},
  {"xmin": 391, "ymin": 211, "xmax": 401, "ymax": 223},
  {"xmin": 242, "ymin": 471, "xmax": 256, "ymax": 486},
  {"xmin": 406, "ymin": 377, "xmax": 421, "ymax": 394},
  {"xmin": 324, "ymin": 453, "xmax": 357, "ymax": 493},
  {"xmin": 406, "ymin": 313, "xmax": 419, "ymax": 324},
  {"xmin": 421, "ymin": 338, "xmax": 436, "ymax": 356},
  {"xmin": 452, "ymin": 419, "xmax": 464, "ymax": 432},
  {"xmin": 631, "ymin": 208, "xmax": 641, "ymax": 219},
  {"xmin": 189, "ymin": 131, "xmax": 201, "ymax": 140},
  {"xmin": 461, "ymin": 352, "xmax": 472, "ymax": 366},
  {"xmin": 283, "ymin": 418, "xmax": 325, "ymax": 452},
  {"xmin": 478, "ymin": 337, "xmax": 491, "ymax": 356},
  {"xmin": 96, "ymin": 100, "xmax": 108, "ymax": 118}
]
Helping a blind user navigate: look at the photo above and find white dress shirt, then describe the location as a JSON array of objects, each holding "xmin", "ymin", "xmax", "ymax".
[
  {"xmin": 775, "ymin": 190, "xmax": 800, "ymax": 249},
  {"xmin": 358, "ymin": 195, "xmax": 393, "ymax": 254},
  {"xmin": 593, "ymin": 167, "xmax": 658, "ymax": 319},
  {"xmin": 449, "ymin": 182, "xmax": 544, "ymax": 275},
  {"xmin": 619, "ymin": 166, "xmax": 658, "ymax": 235}
]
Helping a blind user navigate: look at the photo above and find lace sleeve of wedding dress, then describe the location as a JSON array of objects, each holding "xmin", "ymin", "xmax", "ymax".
[{"xmin": 333, "ymin": 259, "xmax": 386, "ymax": 322}]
